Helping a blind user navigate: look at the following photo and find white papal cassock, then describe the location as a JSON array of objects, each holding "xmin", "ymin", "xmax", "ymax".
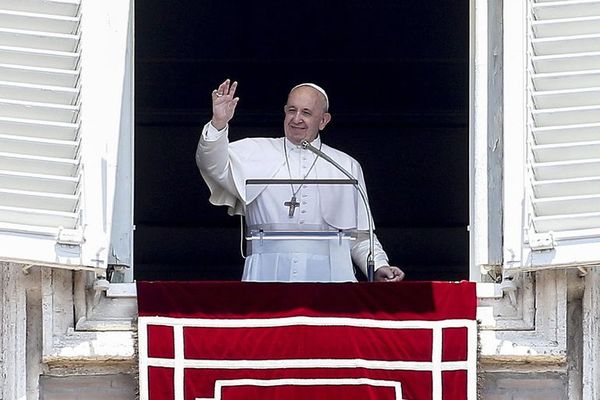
[{"xmin": 196, "ymin": 122, "xmax": 389, "ymax": 282}]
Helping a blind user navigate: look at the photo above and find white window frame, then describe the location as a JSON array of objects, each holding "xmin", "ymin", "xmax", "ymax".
[
  {"xmin": 470, "ymin": 0, "xmax": 505, "ymax": 281},
  {"xmin": 78, "ymin": 0, "xmax": 134, "ymax": 282},
  {"xmin": 502, "ymin": 0, "xmax": 529, "ymax": 273}
]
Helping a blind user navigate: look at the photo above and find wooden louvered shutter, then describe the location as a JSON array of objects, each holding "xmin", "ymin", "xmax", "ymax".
[
  {"xmin": 0, "ymin": 0, "xmax": 133, "ymax": 273},
  {"xmin": 0, "ymin": 1, "xmax": 81, "ymax": 232},
  {"xmin": 524, "ymin": 0, "xmax": 600, "ymax": 267}
]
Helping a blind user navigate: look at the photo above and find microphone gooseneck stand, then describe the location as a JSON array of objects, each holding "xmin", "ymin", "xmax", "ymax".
[{"xmin": 301, "ymin": 140, "xmax": 375, "ymax": 282}]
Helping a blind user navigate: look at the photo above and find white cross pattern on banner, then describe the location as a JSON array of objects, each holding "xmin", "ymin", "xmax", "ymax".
[
  {"xmin": 195, "ymin": 378, "xmax": 403, "ymax": 400},
  {"xmin": 138, "ymin": 316, "xmax": 478, "ymax": 400}
]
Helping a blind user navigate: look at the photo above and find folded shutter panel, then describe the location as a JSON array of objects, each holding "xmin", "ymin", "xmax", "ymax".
[
  {"xmin": 0, "ymin": 0, "xmax": 81, "ymax": 232},
  {"xmin": 529, "ymin": 0, "xmax": 600, "ymax": 237}
]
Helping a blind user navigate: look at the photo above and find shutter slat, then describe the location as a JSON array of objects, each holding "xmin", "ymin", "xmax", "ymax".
[
  {"xmin": 533, "ymin": 86, "xmax": 600, "ymax": 108},
  {"xmin": 0, "ymin": 170, "xmax": 77, "ymax": 194},
  {"xmin": 532, "ymin": 140, "xmax": 600, "ymax": 162},
  {"xmin": 533, "ymin": 194, "xmax": 600, "ymax": 215},
  {"xmin": 532, "ymin": 123, "xmax": 600, "ymax": 144},
  {"xmin": 533, "ymin": 159, "xmax": 600, "ymax": 180},
  {"xmin": 532, "ymin": 69, "xmax": 600, "ymax": 90},
  {"xmin": 0, "ymin": 151, "xmax": 78, "ymax": 176},
  {"xmin": 0, "ymin": 133, "xmax": 77, "ymax": 158},
  {"xmin": 532, "ymin": 16, "xmax": 600, "ymax": 38},
  {"xmin": 532, "ymin": 52, "xmax": 600, "ymax": 73},
  {"xmin": 0, "ymin": 188, "xmax": 77, "ymax": 212},
  {"xmin": 0, "ymin": 117, "xmax": 78, "ymax": 140},
  {"xmin": 0, "ymin": 98, "xmax": 78, "ymax": 122},
  {"xmin": 0, "ymin": 205, "xmax": 77, "ymax": 228},
  {"xmin": 0, "ymin": 10, "xmax": 79, "ymax": 34},
  {"xmin": 533, "ymin": 212, "xmax": 600, "ymax": 232},
  {"xmin": 0, "ymin": 0, "xmax": 80, "ymax": 17},
  {"xmin": 533, "ymin": 1, "xmax": 600, "ymax": 20},
  {"xmin": 0, "ymin": 27, "xmax": 79, "ymax": 52},
  {"xmin": 532, "ymin": 105, "xmax": 600, "ymax": 126},
  {"xmin": 0, "ymin": 45, "xmax": 78, "ymax": 69},
  {"xmin": 0, "ymin": 80, "xmax": 78, "ymax": 104},
  {"xmin": 533, "ymin": 176, "xmax": 600, "ymax": 198},
  {"xmin": 0, "ymin": 63, "xmax": 78, "ymax": 87},
  {"xmin": 532, "ymin": 34, "xmax": 600, "ymax": 56}
]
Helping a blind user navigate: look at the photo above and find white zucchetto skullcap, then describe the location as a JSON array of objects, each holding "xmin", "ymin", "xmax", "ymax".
[{"xmin": 290, "ymin": 83, "xmax": 329, "ymax": 111}]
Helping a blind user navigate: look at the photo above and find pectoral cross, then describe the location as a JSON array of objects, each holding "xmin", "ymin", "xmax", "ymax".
[{"xmin": 284, "ymin": 196, "xmax": 300, "ymax": 217}]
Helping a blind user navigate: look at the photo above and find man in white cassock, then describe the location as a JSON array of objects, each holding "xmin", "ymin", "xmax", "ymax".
[{"xmin": 195, "ymin": 79, "xmax": 405, "ymax": 282}]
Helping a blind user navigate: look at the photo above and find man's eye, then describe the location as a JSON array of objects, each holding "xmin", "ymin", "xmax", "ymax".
[{"xmin": 302, "ymin": 111, "xmax": 311, "ymax": 116}]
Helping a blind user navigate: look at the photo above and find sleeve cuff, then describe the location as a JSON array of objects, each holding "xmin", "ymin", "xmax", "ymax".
[
  {"xmin": 374, "ymin": 259, "xmax": 390, "ymax": 270},
  {"xmin": 203, "ymin": 122, "xmax": 228, "ymax": 141}
]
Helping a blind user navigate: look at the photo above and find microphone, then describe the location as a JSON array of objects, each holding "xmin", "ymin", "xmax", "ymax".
[{"xmin": 301, "ymin": 140, "xmax": 376, "ymax": 282}]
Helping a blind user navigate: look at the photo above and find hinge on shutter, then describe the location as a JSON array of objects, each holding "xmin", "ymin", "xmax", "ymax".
[
  {"xmin": 57, "ymin": 227, "xmax": 85, "ymax": 246},
  {"xmin": 529, "ymin": 231, "xmax": 555, "ymax": 251}
]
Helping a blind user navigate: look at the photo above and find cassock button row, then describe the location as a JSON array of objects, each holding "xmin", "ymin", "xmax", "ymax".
[{"xmin": 301, "ymin": 210, "xmax": 306, "ymax": 214}]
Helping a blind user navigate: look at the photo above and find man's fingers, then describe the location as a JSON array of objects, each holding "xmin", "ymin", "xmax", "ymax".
[
  {"xmin": 213, "ymin": 80, "xmax": 237, "ymax": 101},
  {"xmin": 229, "ymin": 81, "xmax": 238, "ymax": 98},
  {"xmin": 390, "ymin": 267, "xmax": 405, "ymax": 281},
  {"xmin": 374, "ymin": 267, "xmax": 392, "ymax": 281},
  {"xmin": 217, "ymin": 79, "xmax": 230, "ymax": 96},
  {"xmin": 374, "ymin": 266, "xmax": 405, "ymax": 282},
  {"xmin": 230, "ymin": 97, "xmax": 240, "ymax": 111}
]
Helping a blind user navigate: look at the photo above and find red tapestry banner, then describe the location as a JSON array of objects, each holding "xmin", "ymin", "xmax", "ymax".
[{"xmin": 137, "ymin": 281, "xmax": 477, "ymax": 400}]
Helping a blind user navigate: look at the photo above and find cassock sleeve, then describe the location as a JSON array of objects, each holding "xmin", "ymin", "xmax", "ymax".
[
  {"xmin": 316, "ymin": 148, "xmax": 391, "ymax": 275},
  {"xmin": 351, "ymin": 232, "xmax": 390, "ymax": 276},
  {"xmin": 196, "ymin": 122, "xmax": 284, "ymax": 216},
  {"xmin": 349, "ymin": 160, "xmax": 390, "ymax": 275},
  {"xmin": 195, "ymin": 122, "xmax": 244, "ymax": 215}
]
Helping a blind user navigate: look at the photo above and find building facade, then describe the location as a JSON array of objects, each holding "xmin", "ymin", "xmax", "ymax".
[{"xmin": 1, "ymin": 0, "xmax": 599, "ymax": 398}]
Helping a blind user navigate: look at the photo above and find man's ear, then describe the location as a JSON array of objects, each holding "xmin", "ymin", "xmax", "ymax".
[{"xmin": 319, "ymin": 113, "xmax": 332, "ymax": 131}]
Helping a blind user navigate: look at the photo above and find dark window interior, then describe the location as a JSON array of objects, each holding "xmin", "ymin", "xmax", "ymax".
[{"xmin": 134, "ymin": 1, "xmax": 469, "ymax": 281}]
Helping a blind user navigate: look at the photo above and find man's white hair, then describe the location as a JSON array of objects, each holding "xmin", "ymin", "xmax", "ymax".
[{"xmin": 290, "ymin": 83, "xmax": 329, "ymax": 112}]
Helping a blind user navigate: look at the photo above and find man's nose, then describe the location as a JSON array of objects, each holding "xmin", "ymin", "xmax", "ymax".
[{"xmin": 292, "ymin": 112, "xmax": 303, "ymax": 123}]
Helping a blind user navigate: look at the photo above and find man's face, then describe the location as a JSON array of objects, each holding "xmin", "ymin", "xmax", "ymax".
[{"xmin": 283, "ymin": 86, "xmax": 331, "ymax": 145}]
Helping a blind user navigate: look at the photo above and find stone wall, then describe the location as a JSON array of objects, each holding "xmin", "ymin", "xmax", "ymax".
[
  {"xmin": 2, "ymin": 261, "xmax": 599, "ymax": 399},
  {"xmin": 39, "ymin": 374, "xmax": 137, "ymax": 400},
  {"xmin": 479, "ymin": 371, "xmax": 568, "ymax": 400}
]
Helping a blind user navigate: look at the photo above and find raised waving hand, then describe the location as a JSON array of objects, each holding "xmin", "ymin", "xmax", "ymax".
[{"xmin": 210, "ymin": 79, "xmax": 239, "ymax": 130}]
